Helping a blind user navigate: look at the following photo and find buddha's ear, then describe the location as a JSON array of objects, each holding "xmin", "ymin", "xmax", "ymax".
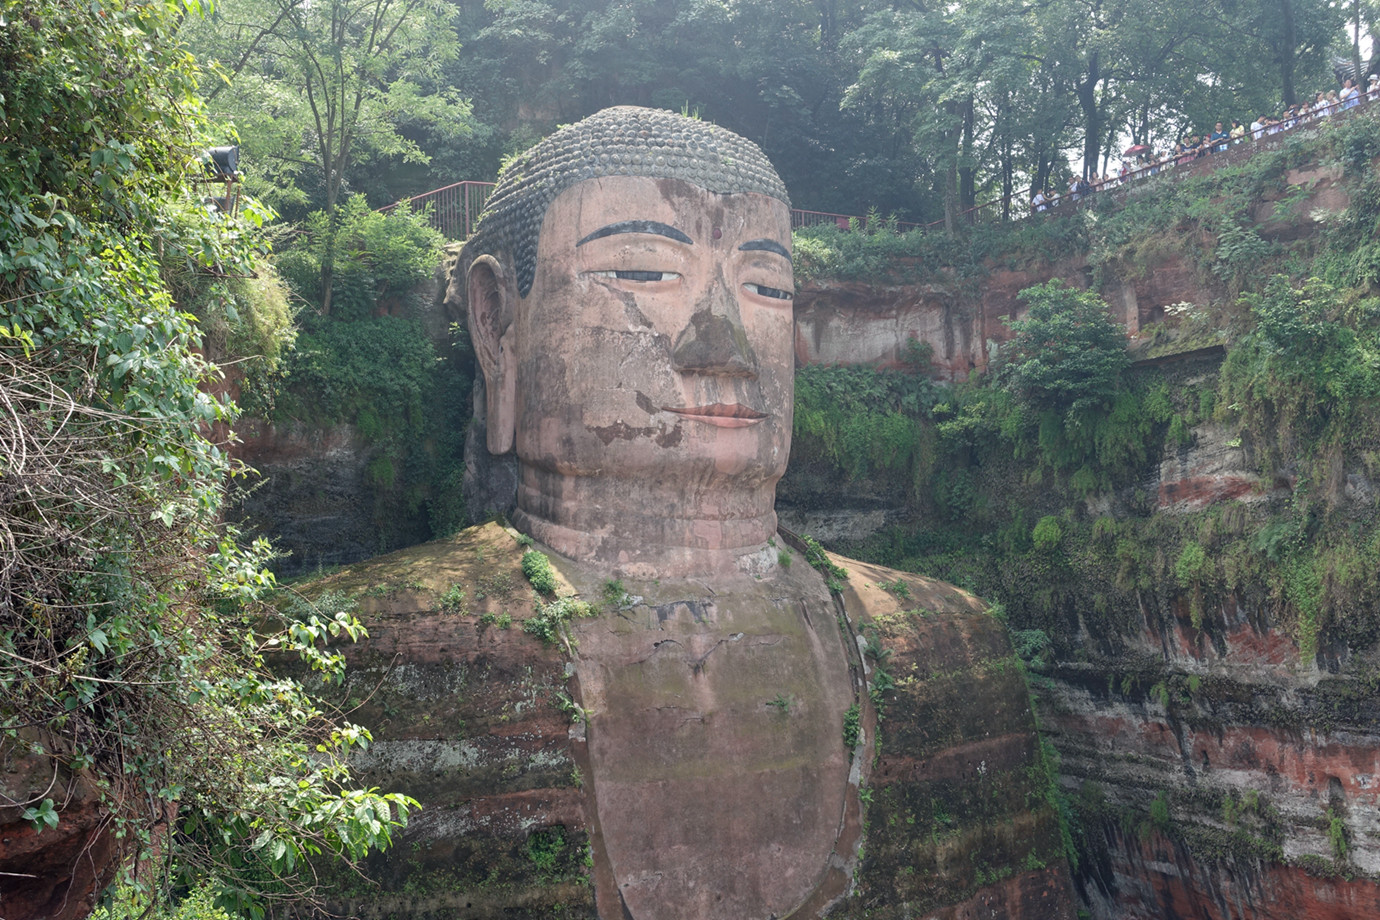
[{"xmin": 467, "ymin": 255, "xmax": 517, "ymax": 455}]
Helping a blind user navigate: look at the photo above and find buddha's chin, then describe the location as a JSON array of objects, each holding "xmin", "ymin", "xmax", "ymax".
[{"xmin": 512, "ymin": 474, "xmax": 781, "ymax": 580}]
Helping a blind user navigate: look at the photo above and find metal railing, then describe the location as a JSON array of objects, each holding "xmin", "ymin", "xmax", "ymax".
[
  {"xmin": 382, "ymin": 95, "xmax": 1378, "ymax": 241},
  {"xmin": 378, "ymin": 180, "xmax": 494, "ymax": 241},
  {"xmin": 1026, "ymin": 91, "xmax": 1379, "ymax": 217},
  {"xmin": 791, "ymin": 208, "xmax": 922, "ymax": 233}
]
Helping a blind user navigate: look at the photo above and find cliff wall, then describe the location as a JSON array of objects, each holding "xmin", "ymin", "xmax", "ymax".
[{"xmin": 781, "ymin": 123, "xmax": 1380, "ymax": 918}]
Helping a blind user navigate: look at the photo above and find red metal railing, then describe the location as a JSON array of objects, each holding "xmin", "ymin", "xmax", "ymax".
[
  {"xmin": 379, "ymin": 180, "xmax": 494, "ymax": 241},
  {"xmin": 382, "ymin": 95, "xmax": 1378, "ymax": 241}
]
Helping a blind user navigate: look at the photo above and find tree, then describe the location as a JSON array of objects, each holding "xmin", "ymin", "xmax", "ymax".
[
  {"xmin": 0, "ymin": 0, "xmax": 414, "ymax": 910},
  {"xmin": 184, "ymin": 0, "xmax": 468, "ymax": 312},
  {"xmin": 999, "ymin": 281, "xmax": 1131, "ymax": 415}
]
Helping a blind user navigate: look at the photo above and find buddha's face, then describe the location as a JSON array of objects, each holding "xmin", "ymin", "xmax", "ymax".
[{"xmin": 512, "ymin": 175, "xmax": 795, "ymax": 494}]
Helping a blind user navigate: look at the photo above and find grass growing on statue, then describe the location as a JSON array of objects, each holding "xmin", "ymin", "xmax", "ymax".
[{"xmin": 519, "ymin": 550, "xmax": 596, "ymax": 645}]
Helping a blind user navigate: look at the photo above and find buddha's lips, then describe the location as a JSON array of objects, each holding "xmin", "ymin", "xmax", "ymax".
[{"xmin": 663, "ymin": 404, "xmax": 767, "ymax": 428}]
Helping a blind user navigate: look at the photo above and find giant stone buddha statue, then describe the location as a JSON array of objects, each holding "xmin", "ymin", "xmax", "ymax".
[
  {"xmin": 460, "ymin": 105, "xmax": 852, "ymax": 919},
  {"xmin": 324, "ymin": 107, "xmax": 1074, "ymax": 920}
]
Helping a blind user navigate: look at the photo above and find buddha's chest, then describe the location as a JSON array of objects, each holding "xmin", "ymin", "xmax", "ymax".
[{"xmin": 569, "ymin": 585, "xmax": 858, "ymax": 920}]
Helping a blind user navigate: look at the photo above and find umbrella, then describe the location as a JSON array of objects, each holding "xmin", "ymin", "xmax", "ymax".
[{"xmin": 1123, "ymin": 143, "xmax": 1152, "ymax": 156}]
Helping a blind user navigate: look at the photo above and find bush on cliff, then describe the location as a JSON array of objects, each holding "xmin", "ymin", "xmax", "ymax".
[
  {"xmin": 0, "ymin": 0, "xmax": 414, "ymax": 911},
  {"xmin": 997, "ymin": 280, "xmax": 1131, "ymax": 418}
]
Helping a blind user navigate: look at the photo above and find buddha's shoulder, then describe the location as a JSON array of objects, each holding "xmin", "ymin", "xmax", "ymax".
[
  {"xmin": 824, "ymin": 552, "xmax": 988, "ymax": 621},
  {"xmin": 824, "ymin": 550, "xmax": 1026, "ymax": 710},
  {"xmin": 825, "ymin": 549, "xmax": 1076, "ymax": 920}
]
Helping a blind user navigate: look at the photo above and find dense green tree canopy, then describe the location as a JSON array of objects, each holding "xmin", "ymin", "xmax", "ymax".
[
  {"xmin": 999, "ymin": 280, "xmax": 1132, "ymax": 415},
  {"xmin": 191, "ymin": 0, "xmax": 1370, "ymax": 224}
]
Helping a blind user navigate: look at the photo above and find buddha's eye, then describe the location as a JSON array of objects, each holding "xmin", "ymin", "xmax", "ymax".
[
  {"xmin": 590, "ymin": 270, "xmax": 680, "ymax": 282},
  {"xmin": 744, "ymin": 282, "xmax": 793, "ymax": 301}
]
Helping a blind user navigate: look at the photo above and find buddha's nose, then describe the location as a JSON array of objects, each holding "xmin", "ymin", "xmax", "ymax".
[{"xmin": 671, "ymin": 275, "xmax": 757, "ymax": 378}]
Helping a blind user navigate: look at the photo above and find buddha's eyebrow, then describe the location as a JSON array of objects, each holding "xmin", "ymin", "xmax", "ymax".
[
  {"xmin": 577, "ymin": 220, "xmax": 692, "ymax": 247},
  {"xmin": 739, "ymin": 238, "xmax": 791, "ymax": 263}
]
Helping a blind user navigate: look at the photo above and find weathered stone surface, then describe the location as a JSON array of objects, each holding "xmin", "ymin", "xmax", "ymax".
[
  {"xmin": 828, "ymin": 557, "xmax": 1076, "ymax": 919},
  {"xmin": 557, "ymin": 552, "xmax": 855, "ymax": 920},
  {"xmin": 0, "ymin": 743, "xmax": 121, "ymax": 920},
  {"xmin": 301, "ymin": 523, "xmax": 595, "ymax": 920},
  {"xmin": 304, "ymin": 523, "xmax": 1073, "ymax": 920},
  {"xmin": 1156, "ymin": 422, "xmax": 1262, "ymax": 512},
  {"xmin": 232, "ymin": 421, "xmax": 391, "ymax": 577},
  {"xmin": 1042, "ymin": 580, "xmax": 1380, "ymax": 919},
  {"xmin": 1079, "ymin": 827, "xmax": 1380, "ymax": 920}
]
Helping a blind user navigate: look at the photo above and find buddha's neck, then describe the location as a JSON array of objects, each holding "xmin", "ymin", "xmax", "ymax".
[{"xmin": 512, "ymin": 464, "xmax": 779, "ymax": 580}]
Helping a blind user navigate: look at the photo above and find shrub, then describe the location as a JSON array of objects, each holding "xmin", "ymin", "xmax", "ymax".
[
  {"xmin": 523, "ymin": 597, "xmax": 595, "ymax": 645},
  {"xmin": 1174, "ymin": 542, "xmax": 1209, "ymax": 588},
  {"xmin": 281, "ymin": 196, "xmax": 445, "ymax": 319},
  {"xmin": 522, "ymin": 550, "xmax": 559, "ymax": 595},
  {"xmin": 1032, "ymin": 516, "xmax": 1063, "ymax": 551},
  {"xmin": 998, "ymin": 281, "xmax": 1131, "ymax": 417}
]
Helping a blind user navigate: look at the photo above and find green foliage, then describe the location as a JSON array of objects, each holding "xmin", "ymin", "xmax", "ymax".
[
  {"xmin": 278, "ymin": 198, "xmax": 445, "ymax": 321},
  {"xmin": 801, "ymin": 535, "xmax": 850, "ymax": 589},
  {"xmin": 267, "ymin": 303, "xmax": 473, "ymax": 547},
  {"xmin": 523, "ymin": 825, "xmax": 568, "ymax": 877},
  {"xmin": 523, "ymin": 596, "xmax": 595, "ymax": 645},
  {"xmin": 1149, "ymin": 792, "xmax": 1172, "ymax": 834},
  {"xmin": 1213, "ymin": 222, "xmax": 1275, "ymax": 290},
  {"xmin": 793, "ymin": 363, "xmax": 940, "ymax": 491},
  {"xmin": 521, "ymin": 550, "xmax": 559, "ymax": 595},
  {"xmin": 1031, "ymin": 516, "xmax": 1063, "ymax": 551},
  {"xmin": 180, "ymin": 0, "xmax": 469, "ymax": 226},
  {"xmin": 602, "ymin": 579, "xmax": 630, "ymax": 608},
  {"xmin": 260, "ymin": 199, "xmax": 463, "ymax": 548},
  {"xmin": 881, "ymin": 578, "xmax": 912, "ymax": 600},
  {"xmin": 999, "ymin": 281, "xmax": 1131, "ymax": 417},
  {"xmin": 0, "ymin": 2, "xmax": 415, "ymax": 908},
  {"xmin": 843, "ymin": 703, "xmax": 862, "ymax": 750},
  {"xmin": 1326, "ymin": 807, "xmax": 1349, "ymax": 861},
  {"xmin": 93, "ymin": 884, "xmax": 233, "ymax": 920},
  {"xmin": 1243, "ymin": 275, "xmax": 1379, "ymax": 404},
  {"xmin": 766, "ymin": 693, "xmax": 793, "ymax": 712},
  {"xmin": 1011, "ymin": 629, "xmax": 1053, "ymax": 670},
  {"xmin": 1174, "ymin": 542, "xmax": 1209, "ymax": 588},
  {"xmin": 440, "ymin": 584, "xmax": 467, "ymax": 613}
]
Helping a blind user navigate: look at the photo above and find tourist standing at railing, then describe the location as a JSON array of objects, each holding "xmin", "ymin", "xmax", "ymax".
[
  {"xmin": 1210, "ymin": 123, "xmax": 1229, "ymax": 152},
  {"xmin": 1250, "ymin": 115, "xmax": 1266, "ymax": 139},
  {"xmin": 1032, "ymin": 188, "xmax": 1047, "ymax": 213},
  {"xmin": 1230, "ymin": 120, "xmax": 1246, "ymax": 144},
  {"xmin": 1369, "ymin": 74, "xmax": 1380, "ymax": 99},
  {"xmin": 1343, "ymin": 79, "xmax": 1361, "ymax": 110}
]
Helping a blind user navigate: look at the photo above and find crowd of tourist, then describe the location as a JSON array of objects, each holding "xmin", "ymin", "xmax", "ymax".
[{"xmin": 1030, "ymin": 74, "xmax": 1379, "ymax": 213}]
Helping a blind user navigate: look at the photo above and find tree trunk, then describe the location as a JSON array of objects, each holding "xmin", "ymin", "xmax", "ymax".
[
  {"xmin": 1353, "ymin": 0, "xmax": 1364, "ymax": 87},
  {"xmin": 959, "ymin": 94, "xmax": 976, "ymax": 218},
  {"xmin": 1001, "ymin": 139, "xmax": 1013, "ymax": 222},
  {"xmin": 1078, "ymin": 51, "xmax": 1102, "ymax": 181},
  {"xmin": 1278, "ymin": 0, "xmax": 1298, "ymax": 106}
]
